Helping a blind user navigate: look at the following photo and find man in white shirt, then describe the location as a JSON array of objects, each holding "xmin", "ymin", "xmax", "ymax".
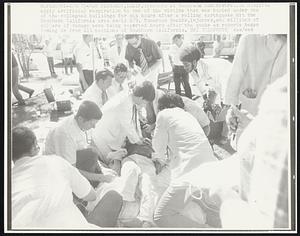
[
  {"xmin": 180, "ymin": 45, "xmax": 232, "ymax": 100},
  {"xmin": 45, "ymin": 100, "xmax": 125, "ymax": 184},
  {"xmin": 91, "ymin": 81, "xmax": 156, "ymax": 166},
  {"xmin": 42, "ymin": 39, "xmax": 57, "ymax": 78},
  {"xmin": 224, "ymin": 34, "xmax": 287, "ymax": 116},
  {"xmin": 152, "ymin": 93, "xmax": 217, "ymax": 227},
  {"xmin": 142, "ymin": 89, "xmax": 210, "ymax": 137},
  {"xmin": 107, "ymin": 63, "xmax": 129, "ymax": 99},
  {"xmin": 108, "ymin": 34, "xmax": 128, "ymax": 68},
  {"xmin": 12, "ymin": 126, "xmax": 99, "ymax": 229},
  {"xmin": 212, "ymin": 35, "xmax": 224, "ymax": 58},
  {"xmin": 82, "ymin": 69, "xmax": 114, "ymax": 109},
  {"xmin": 73, "ymin": 34, "xmax": 104, "ymax": 91},
  {"xmin": 168, "ymin": 34, "xmax": 192, "ymax": 98}
]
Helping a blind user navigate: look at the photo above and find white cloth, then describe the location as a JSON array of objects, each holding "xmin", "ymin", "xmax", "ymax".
[
  {"xmin": 82, "ymin": 81, "xmax": 106, "ymax": 109},
  {"xmin": 181, "ymin": 96, "xmax": 210, "ymax": 128},
  {"xmin": 152, "ymin": 107, "xmax": 216, "ymax": 179},
  {"xmin": 43, "ymin": 43, "xmax": 55, "ymax": 58},
  {"xmin": 168, "ymin": 43, "xmax": 189, "ymax": 66},
  {"xmin": 61, "ymin": 42, "xmax": 73, "ymax": 58},
  {"xmin": 92, "ymin": 92, "xmax": 142, "ymax": 160},
  {"xmin": 44, "ymin": 115, "xmax": 88, "ymax": 165},
  {"xmin": 119, "ymin": 154, "xmax": 157, "ymax": 222},
  {"xmin": 108, "ymin": 43, "xmax": 128, "ymax": 67},
  {"xmin": 73, "ymin": 41, "xmax": 104, "ymax": 71},
  {"xmin": 224, "ymin": 34, "xmax": 287, "ymax": 116},
  {"xmin": 12, "ymin": 155, "xmax": 98, "ymax": 229},
  {"xmin": 190, "ymin": 58, "xmax": 232, "ymax": 99},
  {"xmin": 106, "ymin": 78, "xmax": 129, "ymax": 99}
]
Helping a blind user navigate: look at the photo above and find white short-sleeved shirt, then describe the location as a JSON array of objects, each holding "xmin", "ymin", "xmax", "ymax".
[
  {"xmin": 73, "ymin": 41, "xmax": 104, "ymax": 71},
  {"xmin": 61, "ymin": 42, "xmax": 73, "ymax": 58},
  {"xmin": 108, "ymin": 43, "xmax": 128, "ymax": 68},
  {"xmin": 92, "ymin": 91, "xmax": 141, "ymax": 159},
  {"xmin": 152, "ymin": 107, "xmax": 216, "ymax": 179},
  {"xmin": 168, "ymin": 43, "xmax": 190, "ymax": 66},
  {"xmin": 82, "ymin": 82, "xmax": 106, "ymax": 110},
  {"xmin": 44, "ymin": 115, "xmax": 88, "ymax": 165},
  {"xmin": 12, "ymin": 155, "xmax": 98, "ymax": 229}
]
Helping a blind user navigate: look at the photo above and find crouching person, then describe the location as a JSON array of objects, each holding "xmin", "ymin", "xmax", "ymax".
[
  {"xmin": 44, "ymin": 100, "xmax": 123, "ymax": 227},
  {"xmin": 11, "ymin": 126, "xmax": 99, "ymax": 229}
]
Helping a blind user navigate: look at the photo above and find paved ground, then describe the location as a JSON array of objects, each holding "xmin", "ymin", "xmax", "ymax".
[{"xmin": 11, "ymin": 62, "xmax": 235, "ymax": 160}]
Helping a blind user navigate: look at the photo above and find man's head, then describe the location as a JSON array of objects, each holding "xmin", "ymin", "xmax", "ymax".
[
  {"xmin": 132, "ymin": 81, "xmax": 155, "ymax": 106},
  {"xmin": 172, "ymin": 34, "xmax": 184, "ymax": 47},
  {"xmin": 125, "ymin": 34, "xmax": 141, "ymax": 48},
  {"xmin": 12, "ymin": 126, "xmax": 40, "ymax": 162},
  {"xmin": 115, "ymin": 34, "xmax": 124, "ymax": 45},
  {"xmin": 157, "ymin": 93, "xmax": 184, "ymax": 112},
  {"xmin": 75, "ymin": 101, "xmax": 102, "ymax": 131},
  {"xmin": 114, "ymin": 63, "xmax": 128, "ymax": 84},
  {"xmin": 83, "ymin": 34, "xmax": 94, "ymax": 44},
  {"xmin": 95, "ymin": 69, "xmax": 114, "ymax": 90},
  {"xmin": 180, "ymin": 45, "xmax": 201, "ymax": 73}
]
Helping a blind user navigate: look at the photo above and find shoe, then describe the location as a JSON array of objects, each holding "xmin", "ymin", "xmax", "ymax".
[
  {"xmin": 17, "ymin": 101, "xmax": 26, "ymax": 106},
  {"xmin": 29, "ymin": 90, "xmax": 35, "ymax": 98}
]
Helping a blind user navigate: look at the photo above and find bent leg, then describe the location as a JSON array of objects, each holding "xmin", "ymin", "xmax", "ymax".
[{"xmin": 87, "ymin": 190, "xmax": 123, "ymax": 227}]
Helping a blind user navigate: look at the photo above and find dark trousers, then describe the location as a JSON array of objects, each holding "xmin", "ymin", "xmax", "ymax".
[
  {"xmin": 82, "ymin": 70, "xmax": 94, "ymax": 88},
  {"xmin": 47, "ymin": 57, "xmax": 56, "ymax": 75},
  {"xmin": 63, "ymin": 58, "xmax": 73, "ymax": 74},
  {"xmin": 173, "ymin": 65, "xmax": 192, "ymax": 98},
  {"xmin": 12, "ymin": 66, "xmax": 34, "ymax": 103}
]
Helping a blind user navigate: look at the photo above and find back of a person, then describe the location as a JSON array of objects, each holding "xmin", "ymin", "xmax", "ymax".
[
  {"xmin": 92, "ymin": 91, "xmax": 130, "ymax": 152},
  {"xmin": 12, "ymin": 155, "xmax": 88, "ymax": 229},
  {"xmin": 160, "ymin": 108, "xmax": 215, "ymax": 178}
]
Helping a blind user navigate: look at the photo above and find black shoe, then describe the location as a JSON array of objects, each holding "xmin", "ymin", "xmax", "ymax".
[{"xmin": 29, "ymin": 90, "xmax": 35, "ymax": 98}]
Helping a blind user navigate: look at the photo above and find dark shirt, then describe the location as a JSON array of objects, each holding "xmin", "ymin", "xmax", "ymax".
[
  {"xmin": 12, "ymin": 53, "xmax": 18, "ymax": 68},
  {"xmin": 125, "ymin": 38, "xmax": 162, "ymax": 68}
]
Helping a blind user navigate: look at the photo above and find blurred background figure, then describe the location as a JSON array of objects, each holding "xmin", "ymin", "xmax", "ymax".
[
  {"xmin": 11, "ymin": 51, "xmax": 34, "ymax": 106},
  {"xmin": 168, "ymin": 34, "xmax": 192, "ymax": 98},
  {"xmin": 43, "ymin": 39, "xmax": 57, "ymax": 78},
  {"xmin": 61, "ymin": 38, "xmax": 74, "ymax": 75},
  {"xmin": 212, "ymin": 35, "xmax": 224, "ymax": 58},
  {"xmin": 197, "ymin": 36, "xmax": 206, "ymax": 58},
  {"xmin": 108, "ymin": 34, "xmax": 128, "ymax": 69}
]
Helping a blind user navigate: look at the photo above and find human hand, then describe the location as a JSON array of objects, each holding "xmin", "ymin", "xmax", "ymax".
[
  {"xmin": 142, "ymin": 124, "xmax": 155, "ymax": 133},
  {"xmin": 107, "ymin": 149, "xmax": 127, "ymax": 160},
  {"xmin": 225, "ymin": 105, "xmax": 253, "ymax": 133}
]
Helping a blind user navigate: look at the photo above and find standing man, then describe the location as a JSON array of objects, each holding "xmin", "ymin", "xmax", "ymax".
[
  {"xmin": 61, "ymin": 38, "xmax": 74, "ymax": 75},
  {"xmin": 108, "ymin": 34, "xmax": 128, "ymax": 68},
  {"xmin": 73, "ymin": 34, "xmax": 103, "ymax": 91},
  {"xmin": 82, "ymin": 69, "xmax": 114, "ymax": 110},
  {"xmin": 11, "ymin": 52, "xmax": 34, "ymax": 106},
  {"xmin": 168, "ymin": 34, "xmax": 192, "ymax": 98},
  {"xmin": 125, "ymin": 34, "xmax": 162, "ymax": 88},
  {"xmin": 43, "ymin": 39, "xmax": 57, "ymax": 78},
  {"xmin": 212, "ymin": 35, "xmax": 224, "ymax": 58}
]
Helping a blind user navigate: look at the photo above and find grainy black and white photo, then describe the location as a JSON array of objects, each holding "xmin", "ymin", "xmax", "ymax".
[{"xmin": 4, "ymin": 2, "xmax": 296, "ymax": 233}]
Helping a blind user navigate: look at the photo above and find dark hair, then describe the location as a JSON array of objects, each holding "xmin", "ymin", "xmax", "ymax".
[
  {"xmin": 172, "ymin": 34, "xmax": 183, "ymax": 40},
  {"xmin": 75, "ymin": 100, "xmax": 102, "ymax": 121},
  {"xmin": 132, "ymin": 81, "xmax": 155, "ymax": 102},
  {"xmin": 158, "ymin": 93, "xmax": 185, "ymax": 111},
  {"xmin": 125, "ymin": 34, "xmax": 140, "ymax": 40},
  {"xmin": 114, "ymin": 63, "xmax": 128, "ymax": 74},
  {"xmin": 179, "ymin": 45, "xmax": 201, "ymax": 63},
  {"xmin": 12, "ymin": 126, "xmax": 37, "ymax": 162},
  {"xmin": 95, "ymin": 69, "xmax": 114, "ymax": 82}
]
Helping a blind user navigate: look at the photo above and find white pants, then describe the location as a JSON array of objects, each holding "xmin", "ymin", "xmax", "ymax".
[{"xmin": 119, "ymin": 154, "xmax": 156, "ymax": 223}]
